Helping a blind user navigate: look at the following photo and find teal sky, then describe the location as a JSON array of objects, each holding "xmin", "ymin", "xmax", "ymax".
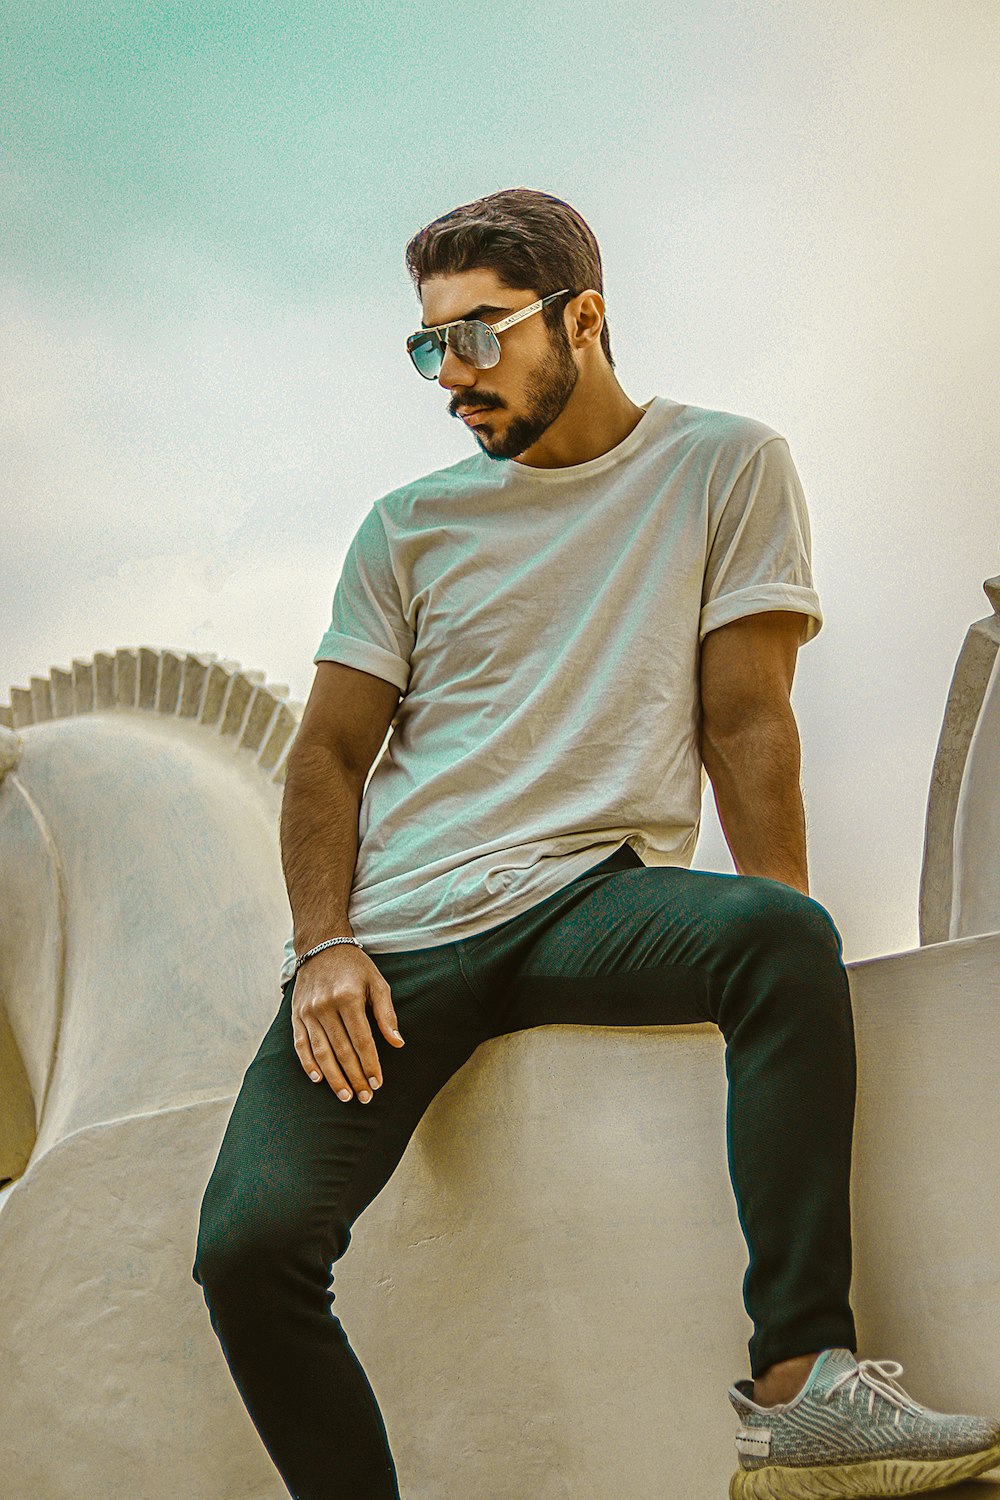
[
  {"xmin": 4, "ymin": 0, "xmax": 874, "ymax": 308},
  {"xmin": 4, "ymin": 0, "xmax": 713, "ymax": 304},
  {"xmin": 3, "ymin": 1, "xmax": 999, "ymax": 961}
]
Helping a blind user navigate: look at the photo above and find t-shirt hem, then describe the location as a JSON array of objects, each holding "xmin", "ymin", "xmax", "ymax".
[{"xmin": 277, "ymin": 840, "xmax": 642, "ymax": 986}]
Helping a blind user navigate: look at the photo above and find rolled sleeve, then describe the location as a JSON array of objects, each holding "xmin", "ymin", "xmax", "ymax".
[
  {"xmin": 700, "ymin": 436, "xmax": 823, "ymax": 645},
  {"xmin": 314, "ymin": 506, "xmax": 414, "ymax": 691}
]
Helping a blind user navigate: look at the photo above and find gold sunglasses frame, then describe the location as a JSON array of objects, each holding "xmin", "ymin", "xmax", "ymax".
[{"xmin": 406, "ymin": 289, "xmax": 573, "ymax": 378}]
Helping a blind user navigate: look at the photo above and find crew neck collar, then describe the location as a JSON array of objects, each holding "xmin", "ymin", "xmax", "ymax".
[{"xmin": 497, "ymin": 396, "xmax": 660, "ymax": 483}]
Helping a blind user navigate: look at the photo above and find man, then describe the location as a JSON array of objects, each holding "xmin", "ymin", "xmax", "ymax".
[{"xmin": 193, "ymin": 188, "xmax": 1000, "ymax": 1500}]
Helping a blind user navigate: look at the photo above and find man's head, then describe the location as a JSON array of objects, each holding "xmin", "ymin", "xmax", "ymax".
[{"xmin": 404, "ymin": 188, "xmax": 616, "ymax": 462}]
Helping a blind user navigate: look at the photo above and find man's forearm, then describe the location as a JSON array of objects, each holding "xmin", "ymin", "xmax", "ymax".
[
  {"xmin": 699, "ymin": 712, "xmax": 810, "ymax": 896},
  {"xmin": 280, "ymin": 742, "xmax": 363, "ymax": 952}
]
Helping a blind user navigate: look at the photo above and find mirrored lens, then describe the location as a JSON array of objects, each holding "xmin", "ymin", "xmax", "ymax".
[
  {"xmin": 449, "ymin": 321, "xmax": 500, "ymax": 369},
  {"xmin": 407, "ymin": 320, "xmax": 501, "ymax": 378},
  {"xmin": 408, "ymin": 332, "xmax": 444, "ymax": 379}
]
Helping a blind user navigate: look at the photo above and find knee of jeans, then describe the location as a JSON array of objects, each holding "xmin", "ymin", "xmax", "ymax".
[
  {"xmin": 192, "ymin": 1186, "xmax": 329, "ymax": 1299},
  {"xmin": 723, "ymin": 876, "xmax": 844, "ymax": 962}
]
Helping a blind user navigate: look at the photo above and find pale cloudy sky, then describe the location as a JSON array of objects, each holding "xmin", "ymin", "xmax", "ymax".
[{"xmin": 2, "ymin": 1, "xmax": 998, "ymax": 963}]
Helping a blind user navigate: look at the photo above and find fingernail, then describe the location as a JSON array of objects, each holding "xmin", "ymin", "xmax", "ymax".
[
  {"xmin": 392, "ymin": 1029, "xmax": 403, "ymax": 1041},
  {"xmin": 310, "ymin": 1071, "xmax": 321, "ymax": 1082},
  {"xmin": 359, "ymin": 1089, "xmax": 372, "ymax": 1103},
  {"xmin": 368, "ymin": 1076, "xmax": 380, "ymax": 1090},
  {"xmin": 337, "ymin": 1088, "xmax": 351, "ymax": 1101}
]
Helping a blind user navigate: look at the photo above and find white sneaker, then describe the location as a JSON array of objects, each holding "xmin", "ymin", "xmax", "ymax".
[{"xmin": 727, "ymin": 1347, "xmax": 1000, "ymax": 1497}]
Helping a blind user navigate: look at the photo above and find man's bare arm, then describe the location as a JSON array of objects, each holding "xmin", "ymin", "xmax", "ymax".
[
  {"xmin": 282, "ymin": 748, "xmax": 370, "ymax": 955},
  {"xmin": 698, "ymin": 610, "xmax": 810, "ymax": 896},
  {"xmin": 280, "ymin": 660, "xmax": 404, "ymax": 1100},
  {"xmin": 281, "ymin": 660, "xmax": 400, "ymax": 948}
]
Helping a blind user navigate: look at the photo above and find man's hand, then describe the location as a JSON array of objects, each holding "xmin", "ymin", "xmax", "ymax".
[{"xmin": 292, "ymin": 947, "xmax": 404, "ymax": 1102}]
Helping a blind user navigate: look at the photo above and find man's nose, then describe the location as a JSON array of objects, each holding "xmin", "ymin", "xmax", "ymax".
[{"xmin": 437, "ymin": 339, "xmax": 478, "ymax": 392}]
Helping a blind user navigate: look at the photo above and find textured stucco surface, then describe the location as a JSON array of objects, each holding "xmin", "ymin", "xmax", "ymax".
[{"xmin": 1, "ymin": 935, "xmax": 999, "ymax": 1499}]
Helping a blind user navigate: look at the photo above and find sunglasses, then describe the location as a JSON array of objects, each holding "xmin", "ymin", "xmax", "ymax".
[{"xmin": 406, "ymin": 289, "xmax": 573, "ymax": 380}]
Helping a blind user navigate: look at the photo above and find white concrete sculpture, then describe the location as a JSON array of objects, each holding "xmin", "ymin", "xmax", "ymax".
[
  {"xmin": 1, "ymin": 594, "xmax": 998, "ymax": 1499},
  {"xmin": 919, "ymin": 574, "xmax": 1000, "ymax": 943}
]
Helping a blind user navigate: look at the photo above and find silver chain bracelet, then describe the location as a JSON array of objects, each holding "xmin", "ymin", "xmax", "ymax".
[{"xmin": 293, "ymin": 936, "xmax": 365, "ymax": 973}]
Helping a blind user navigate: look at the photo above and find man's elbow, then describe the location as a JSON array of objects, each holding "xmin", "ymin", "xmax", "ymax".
[{"xmin": 699, "ymin": 703, "xmax": 801, "ymax": 779}]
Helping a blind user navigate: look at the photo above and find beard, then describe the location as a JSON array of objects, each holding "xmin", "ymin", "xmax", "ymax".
[{"xmin": 468, "ymin": 331, "xmax": 580, "ymax": 463}]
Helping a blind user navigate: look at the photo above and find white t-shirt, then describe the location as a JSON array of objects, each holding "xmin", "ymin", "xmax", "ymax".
[{"xmin": 279, "ymin": 395, "xmax": 822, "ymax": 984}]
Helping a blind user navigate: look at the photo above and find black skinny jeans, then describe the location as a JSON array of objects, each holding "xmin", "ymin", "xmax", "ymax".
[{"xmin": 192, "ymin": 844, "xmax": 858, "ymax": 1499}]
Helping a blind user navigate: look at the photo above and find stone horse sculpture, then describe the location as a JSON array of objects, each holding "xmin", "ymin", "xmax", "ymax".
[{"xmin": 1, "ymin": 579, "xmax": 998, "ymax": 1499}]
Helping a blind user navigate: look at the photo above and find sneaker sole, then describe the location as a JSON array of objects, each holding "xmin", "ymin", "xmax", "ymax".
[{"xmin": 729, "ymin": 1435, "xmax": 1000, "ymax": 1498}]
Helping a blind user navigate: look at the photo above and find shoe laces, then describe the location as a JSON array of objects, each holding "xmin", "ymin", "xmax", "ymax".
[{"xmin": 823, "ymin": 1358, "xmax": 926, "ymax": 1428}]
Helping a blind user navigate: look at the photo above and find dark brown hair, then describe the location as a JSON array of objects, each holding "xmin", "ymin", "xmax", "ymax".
[{"xmin": 404, "ymin": 187, "xmax": 615, "ymax": 369}]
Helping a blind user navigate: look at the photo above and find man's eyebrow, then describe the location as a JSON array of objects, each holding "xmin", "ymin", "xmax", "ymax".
[{"xmin": 420, "ymin": 303, "xmax": 512, "ymax": 329}]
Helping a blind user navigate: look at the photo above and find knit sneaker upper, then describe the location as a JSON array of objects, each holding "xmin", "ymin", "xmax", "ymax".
[{"xmin": 728, "ymin": 1348, "xmax": 1000, "ymax": 1472}]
